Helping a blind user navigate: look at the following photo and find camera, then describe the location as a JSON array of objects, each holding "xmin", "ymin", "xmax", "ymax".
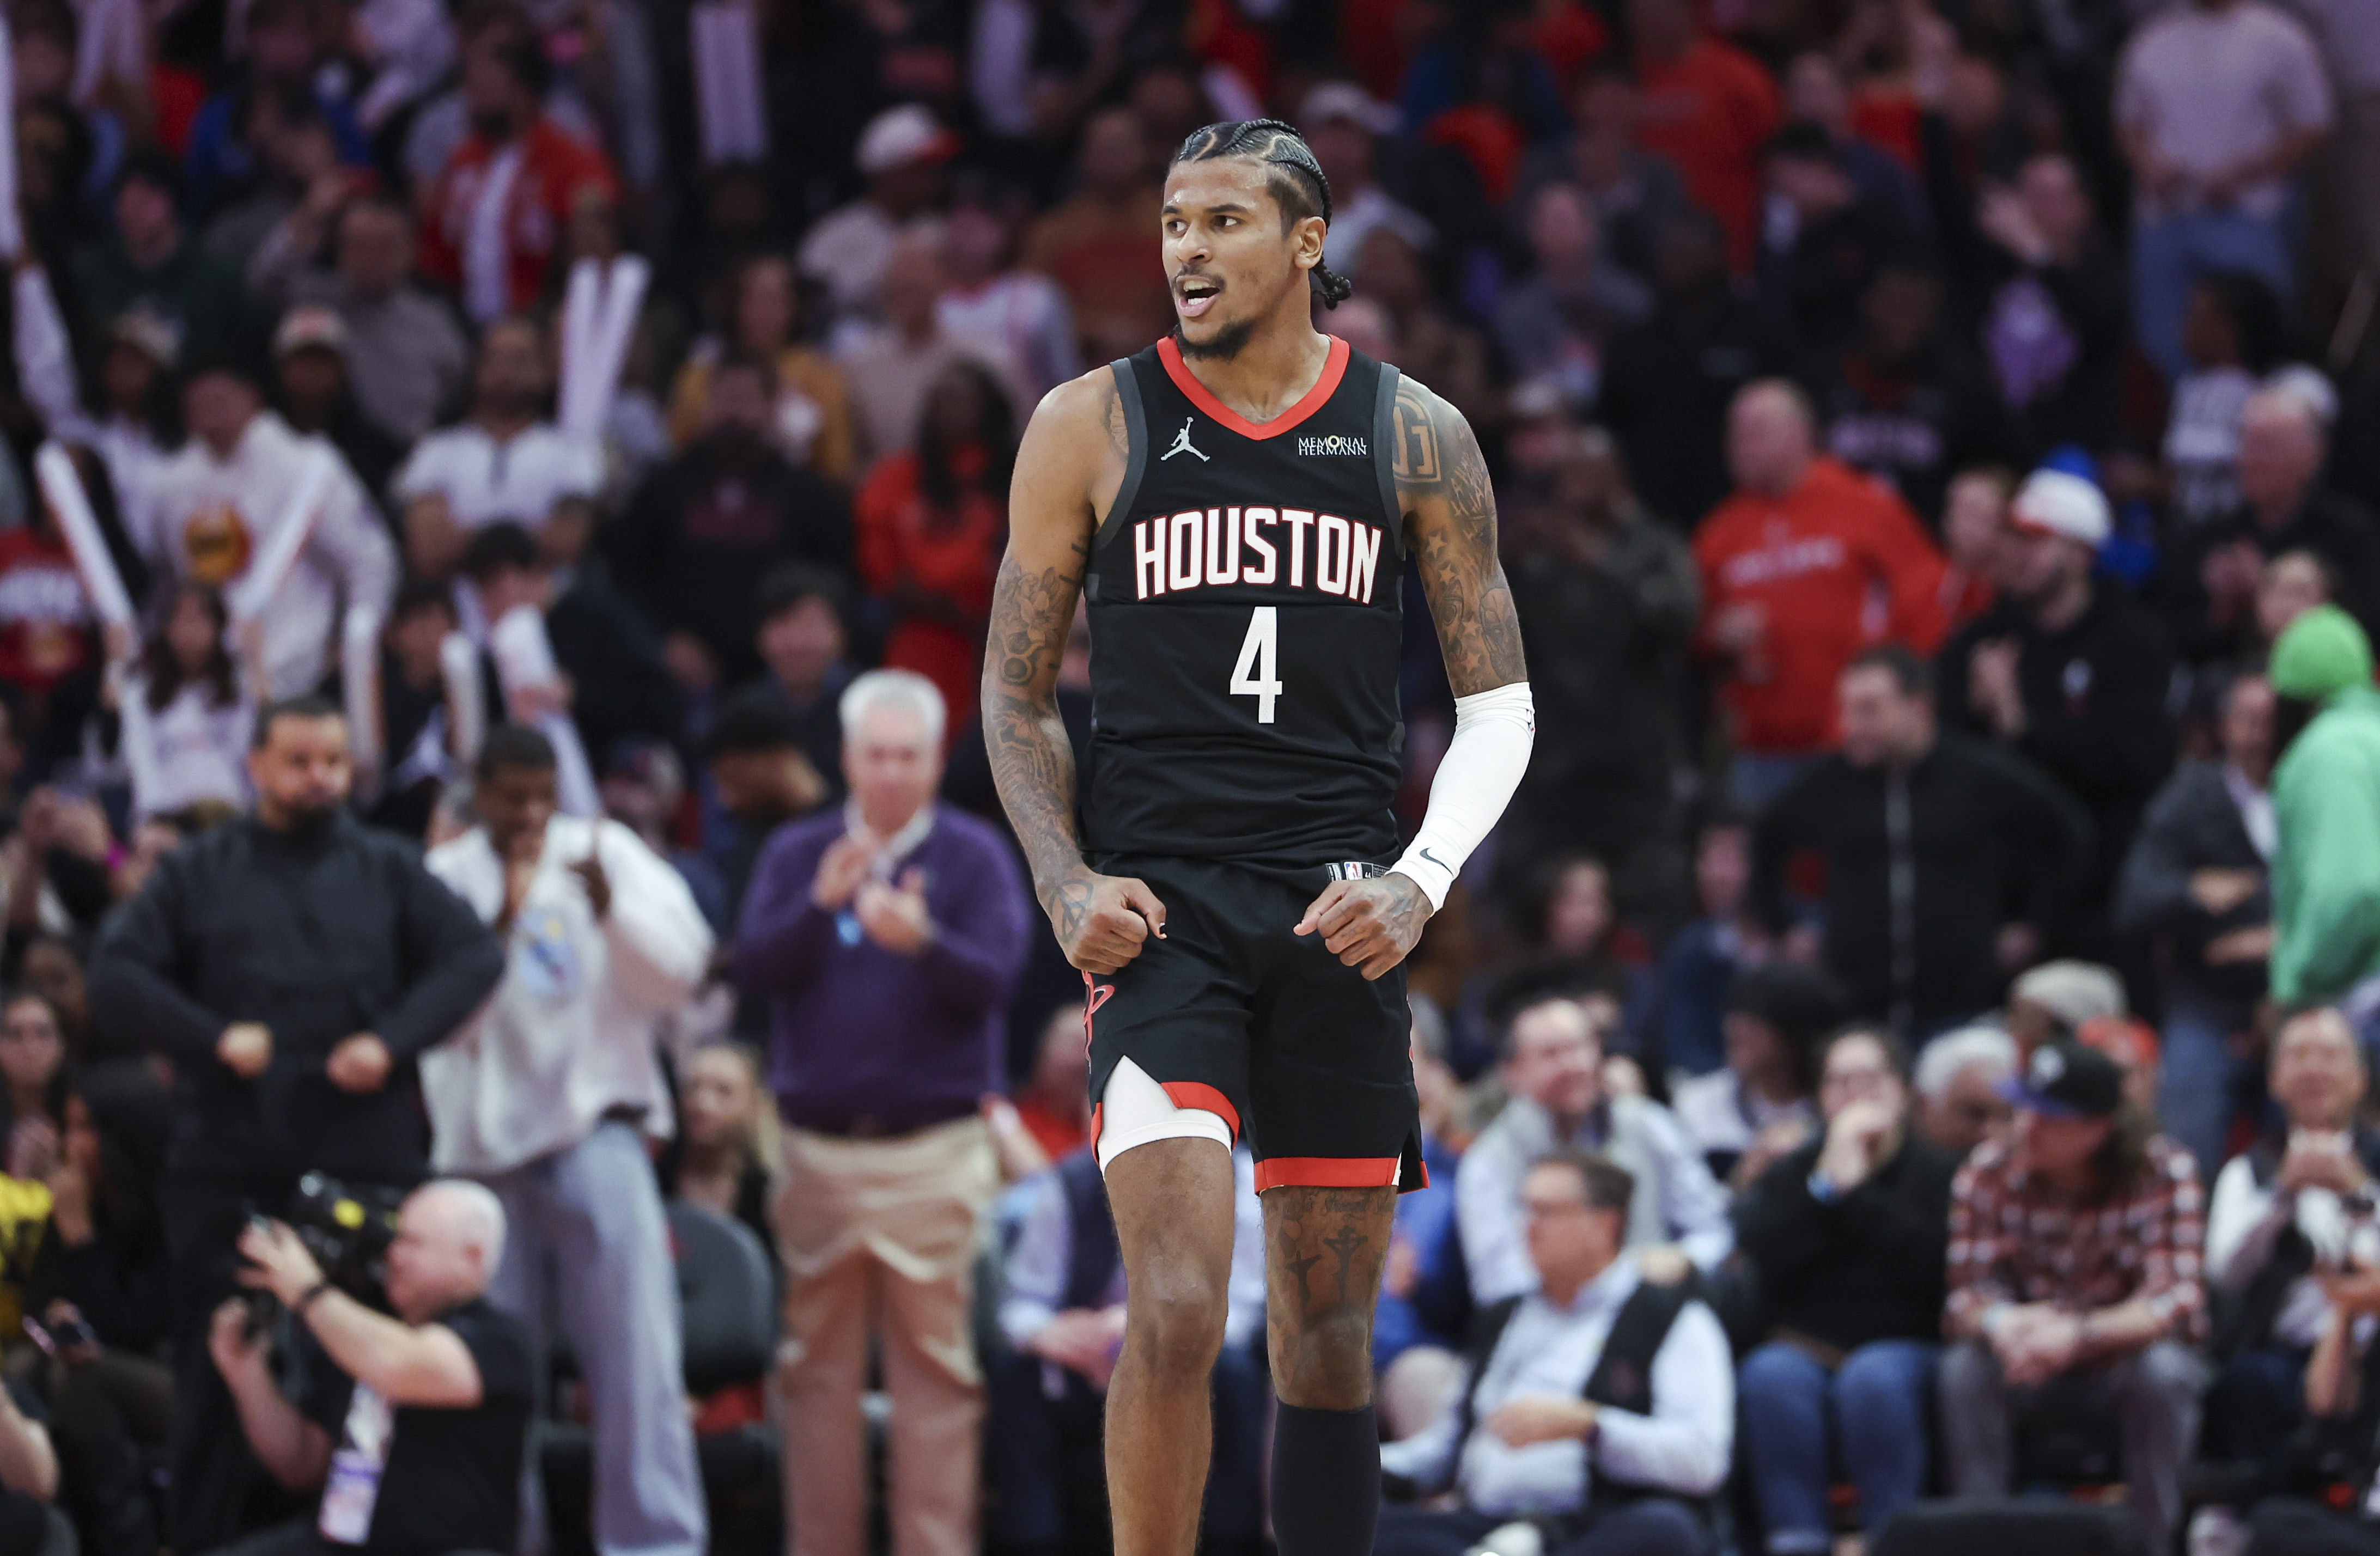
[{"xmin": 240, "ymin": 1172, "xmax": 407, "ymax": 1333}]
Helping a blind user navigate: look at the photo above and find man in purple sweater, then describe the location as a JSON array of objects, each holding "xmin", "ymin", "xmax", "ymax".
[{"xmin": 731, "ymin": 667, "xmax": 1030, "ymax": 1556}]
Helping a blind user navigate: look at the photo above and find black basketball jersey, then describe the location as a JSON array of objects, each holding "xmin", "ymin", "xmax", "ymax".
[{"xmin": 1081, "ymin": 334, "xmax": 1406, "ymax": 865}]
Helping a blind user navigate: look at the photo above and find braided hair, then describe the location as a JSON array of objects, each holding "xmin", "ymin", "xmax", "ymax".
[{"xmin": 1171, "ymin": 119, "xmax": 1356, "ymax": 310}]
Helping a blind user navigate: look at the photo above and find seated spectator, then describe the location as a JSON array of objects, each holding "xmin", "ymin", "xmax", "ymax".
[
  {"xmin": 2164, "ymin": 272, "xmax": 2287, "ymax": 528},
  {"xmin": 1939, "ymin": 1036, "xmax": 2208, "ymax": 1553},
  {"xmin": 1008, "ymin": 1004, "xmax": 1091, "ymax": 1166},
  {"xmin": 1019, "ymin": 106, "xmax": 1170, "ymax": 364},
  {"xmin": 1805, "ymin": 255, "xmax": 2014, "ymax": 527},
  {"xmin": 799, "ymin": 105, "xmax": 952, "ymax": 328},
  {"xmin": 2003, "ymin": 960, "xmax": 2129, "ymax": 1053},
  {"xmin": 987, "ymin": 1145, "xmax": 1266, "ymax": 1556},
  {"xmin": 462, "ymin": 523, "xmax": 680, "ymax": 765},
  {"xmin": 659, "ymin": 1041, "xmax": 780, "ymax": 1269},
  {"xmin": 2160, "ymin": 386, "xmax": 2380, "ymax": 666},
  {"xmin": 269, "ymin": 307, "xmax": 404, "ymax": 503},
  {"xmin": 1938, "ymin": 465, "xmax": 2010, "ymax": 631},
  {"xmin": 391, "ymin": 316, "xmax": 604, "ymax": 584},
  {"xmin": 1378, "ymin": 1006, "xmax": 1473, "ymax": 1434},
  {"xmin": 2117, "ymin": 669, "xmax": 2278, "ymax": 1177},
  {"xmin": 1492, "ymin": 183, "xmax": 1652, "ymax": 416},
  {"xmin": 0, "ymin": 992, "xmax": 66, "ymax": 1175},
  {"xmin": 210, "ymin": 1181, "xmax": 534, "ymax": 1556},
  {"xmin": 1500, "ymin": 856, "xmax": 1654, "ymax": 1046},
  {"xmin": 1752, "ymin": 647, "xmax": 2093, "ymax": 1036},
  {"xmin": 613, "ymin": 354, "xmax": 853, "ymax": 703},
  {"xmin": 180, "ymin": 0, "xmax": 368, "ymax": 220},
  {"xmin": 854, "ymin": 359, "xmax": 1014, "ymax": 739},
  {"xmin": 363, "ymin": 583, "xmax": 470, "ymax": 840},
  {"xmin": 275, "ymin": 198, "xmax": 471, "ymax": 447},
  {"xmin": 666, "ymin": 253, "xmax": 857, "ymax": 485},
  {"xmin": 701, "ymin": 692, "xmax": 830, "ymax": 948},
  {"xmin": 743, "ymin": 565, "xmax": 854, "ymax": 804},
  {"xmin": 1651, "ymin": 810, "xmax": 1765, "ymax": 1083},
  {"xmin": 1628, "ymin": 0, "xmax": 1780, "ymax": 272},
  {"xmin": 1515, "ymin": 69, "xmax": 1687, "ymax": 280},
  {"xmin": 596, "ymin": 741, "xmax": 731, "ymax": 931},
  {"xmin": 2079, "ymin": 1013, "xmax": 2165, "ymax": 1119},
  {"xmin": 1380, "ymin": 1152, "xmax": 1732, "ymax": 1556},
  {"xmin": 1938, "ymin": 468, "xmax": 2180, "ymax": 911},
  {"xmin": 839, "ymin": 236, "xmax": 1010, "ymax": 468},
  {"xmin": 1780, "ymin": 52, "xmax": 1924, "ymax": 225},
  {"xmin": 1758, "ymin": 124, "xmax": 1915, "ymax": 355},
  {"xmin": 1695, "ymin": 381, "xmax": 1946, "ymax": 808},
  {"xmin": 937, "ymin": 186, "xmax": 1080, "ymax": 407},
  {"xmin": 418, "ymin": 10, "xmax": 618, "ymax": 324},
  {"xmin": 1968, "ymin": 152, "xmax": 2128, "ymax": 461},
  {"xmin": 2247, "ymin": 1242, "xmax": 2380, "ymax": 1555},
  {"xmin": 72, "ymin": 152, "xmax": 254, "ymax": 389},
  {"xmin": 1735, "ymin": 1027, "xmax": 1957, "ymax": 1554},
  {"xmin": 1672, "ymin": 962, "xmax": 1840, "ymax": 1187},
  {"xmin": 114, "ymin": 582, "xmax": 254, "ymax": 822},
  {"xmin": 1457, "ymin": 995, "xmax": 1732, "ymax": 1306},
  {"xmin": 2205, "ymin": 1006, "xmax": 2378, "ymax": 1470}
]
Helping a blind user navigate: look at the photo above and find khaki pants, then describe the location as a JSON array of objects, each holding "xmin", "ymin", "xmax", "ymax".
[{"xmin": 772, "ymin": 1116, "xmax": 999, "ymax": 1556}]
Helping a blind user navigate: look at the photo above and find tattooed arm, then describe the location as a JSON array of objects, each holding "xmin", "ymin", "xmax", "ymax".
[
  {"xmin": 984, "ymin": 369, "xmax": 1168, "ymax": 975},
  {"xmin": 1294, "ymin": 375, "xmax": 1531, "ymax": 979}
]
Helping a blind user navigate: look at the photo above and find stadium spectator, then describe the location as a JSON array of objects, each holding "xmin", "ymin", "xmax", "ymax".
[
  {"xmin": 1939, "ymin": 1036, "xmax": 2208, "ymax": 1553},
  {"xmin": 1627, "ymin": 0, "xmax": 1781, "ymax": 272},
  {"xmin": 1348, "ymin": 229, "xmax": 1499, "ymax": 431},
  {"xmin": 1301, "ymin": 84, "xmax": 1433, "ymax": 285},
  {"xmin": 1492, "ymin": 184, "xmax": 1651, "ymax": 414},
  {"xmin": 1938, "ymin": 469, "xmax": 2179, "ymax": 910},
  {"xmin": 799, "ymin": 106, "xmax": 954, "ymax": 326},
  {"xmin": 2115, "ymin": 0, "xmax": 2331, "ymax": 380},
  {"xmin": 1757, "ymin": 124, "xmax": 1918, "ymax": 356},
  {"xmin": 741, "ymin": 566, "xmax": 855, "ymax": 804},
  {"xmin": 2203, "ymin": 1006, "xmax": 2378, "ymax": 1469},
  {"xmin": 1515, "ymin": 69, "xmax": 1687, "ymax": 280},
  {"xmin": 614, "ymin": 355, "xmax": 854, "ymax": 700},
  {"xmin": 212, "ymin": 1180, "xmax": 534, "ymax": 1556},
  {"xmin": 2267, "ymin": 607, "xmax": 2380, "ymax": 1032},
  {"xmin": 87, "ymin": 696, "xmax": 504, "ymax": 1554},
  {"xmin": 274, "ymin": 198, "xmax": 471, "ymax": 447},
  {"xmin": 987, "ymin": 1146, "xmax": 1267, "ymax": 1555},
  {"xmin": 1457, "ymin": 995, "xmax": 1732, "ymax": 1307},
  {"xmin": 142, "ymin": 361, "xmax": 395, "ymax": 699},
  {"xmin": 1694, "ymin": 381, "xmax": 1946, "ymax": 807},
  {"xmin": 666, "ymin": 254, "xmax": 858, "ymax": 485},
  {"xmin": 267, "ymin": 306, "xmax": 403, "ymax": 502},
  {"xmin": 1751, "ymin": 647, "xmax": 2093, "ymax": 1035},
  {"xmin": 936, "ymin": 188, "xmax": 1081, "ymax": 407},
  {"xmin": 2165, "ymin": 272, "xmax": 2290, "ymax": 527},
  {"xmin": 702, "ymin": 691, "xmax": 829, "ymax": 944},
  {"xmin": 422, "ymin": 725, "xmax": 713, "ymax": 1556},
  {"xmin": 1672, "ymin": 962, "xmax": 1839, "ymax": 1187},
  {"xmin": 391, "ymin": 316, "xmax": 603, "ymax": 581},
  {"xmin": 2004, "ymin": 960, "xmax": 2130, "ymax": 1053},
  {"xmin": 2117, "ymin": 669, "xmax": 2278, "ymax": 1176},
  {"xmin": 2160, "ymin": 386, "xmax": 2380, "ymax": 666},
  {"xmin": 839, "ymin": 237, "xmax": 1004, "ymax": 468},
  {"xmin": 731, "ymin": 669, "xmax": 1029, "ymax": 1556},
  {"xmin": 72, "ymin": 151, "xmax": 254, "ymax": 382},
  {"xmin": 1734, "ymin": 1027, "xmax": 1957, "ymax": 1555},
  {"xmin": 1967, "ymin": 152, "xmax": 2129, "ymax": 461},
  {"xmin": 1380, "ymin": 1151, "xmax": 1733, "ymax": 1556},
  {"xmin": 115, "ymin": 581, "xmax": 253, "ymax": 821},
  {"xmin": 1020, "ymin": 106, "xmax": 1171, "ymax": 364},
  {"xmin": 1650, "ymin": 810, "xmax": 1764, "ymax": 1083},
  {"xmin": 657, "ymin": 1041, "xmax": 780, "ymax": 1267},
  {"xmin": 418, "ymin": 13, "xmax": 618, "ymax": 324},
  {"xmin": 1937, "ymin": 465, "xmax": 2010, "ymax": 631}
]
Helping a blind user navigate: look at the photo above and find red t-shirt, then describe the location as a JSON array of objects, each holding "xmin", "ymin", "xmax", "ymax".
[
  {"xmin": 1634, "ymin": 38, "xmax": 1783, "ymax": 273},
  {"xmin": 419, "ymin": 120, "xmax": 619, "ymax": 318},
  {"xmin": 0, "ymin": 529, "xmax": 95, "ymax": 694}
]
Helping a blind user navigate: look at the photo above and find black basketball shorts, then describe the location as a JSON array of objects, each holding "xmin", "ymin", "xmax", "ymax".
[{"xmin": 1082, "ymin": 853, "xmax": 1428, "ymax": 1194}]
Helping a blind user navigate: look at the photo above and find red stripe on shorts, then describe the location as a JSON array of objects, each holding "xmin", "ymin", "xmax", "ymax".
[{"xmin": 1253, "ymin": 1156, "xmax": 1403, "ymax": 1192}]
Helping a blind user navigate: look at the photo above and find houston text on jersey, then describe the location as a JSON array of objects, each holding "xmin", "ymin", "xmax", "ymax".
[{"xmin": 1128, "ymin": 507, "xmax": 1386, "ymax": 603}]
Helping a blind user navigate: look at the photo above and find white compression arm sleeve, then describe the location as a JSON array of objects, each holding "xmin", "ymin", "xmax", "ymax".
[{"xmin": 1390, "ymin": 681, "xmax": 1535, "ymax": 910}]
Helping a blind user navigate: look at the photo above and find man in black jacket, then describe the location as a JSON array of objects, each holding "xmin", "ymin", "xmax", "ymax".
[
  {"xmin": 87, "ymin": 696, "xmax": 504, "ymax": 1555},
  {"xmin": 1752, "ymin": 644, "xmax": 2093, "ymax": 1035},
  {"xmin": 1937, "ymin": 468, "xmax": 2177, "ymax": 918},
  {"xmin": 1735, "ymin": 1027, "xmax": 1958, "ymax": 1555}
]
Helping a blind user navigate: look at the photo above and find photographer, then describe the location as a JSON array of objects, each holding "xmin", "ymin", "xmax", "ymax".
[
  {"xmin": 208, "ymin": 1180, "xmax": 534, "ymax": 1556},
  {"xmin": 88, "ymin": 697, "xmax": 506, "ymax": 1554}
]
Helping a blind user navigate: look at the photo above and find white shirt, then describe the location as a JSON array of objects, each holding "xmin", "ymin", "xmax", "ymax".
[
  {"xmin": 391, "ymin": 421, "xmax": 604, "ymax": 530},
  {"xmin": 2206, "ymin": 1139, "xmax": 2380, "ymax": 1347},
  {"xmin": 937, "ymin": 273, "xmax": 1081, "ymax": 405},
  {"xmin": 421, "ymin": 816, "xmax": 715, "ymax": 1175},
  {"xmin": 124, "ymin": 679, "xmax": 252, "ymax": 818},
  {"xmin": 2116, "ymin": 1, "xmax": 2334, "ymax": 219},
  {"xmin": 145, "ymin": 413, "xmax": 394, "ymax": 698}
]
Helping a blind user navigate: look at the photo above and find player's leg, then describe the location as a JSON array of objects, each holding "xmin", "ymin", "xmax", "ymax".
[
  {"xmin": 1263, "ymin": 1185, "xmax": 1396, "ymax": 1556},
  {"xmin": 1104, "ymin": 1135, "xmax": 1239, "ymax": 1556}
]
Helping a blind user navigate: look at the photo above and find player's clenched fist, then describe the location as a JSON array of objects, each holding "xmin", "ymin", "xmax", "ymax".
[
  {"xmin": 1295, "ymin": 875, "xmax": 1431, "ymax": 980},
  {"xmin": 1047, "ymin": 871, "xmax": 1167, "ymax": 974}
]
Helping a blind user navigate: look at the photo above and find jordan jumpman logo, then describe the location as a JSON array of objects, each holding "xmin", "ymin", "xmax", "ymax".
[{"xmin": 1161, "ymin": 417, "xmax": 1209, "ymax": 461}]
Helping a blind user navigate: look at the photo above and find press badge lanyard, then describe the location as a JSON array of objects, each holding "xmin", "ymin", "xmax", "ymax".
[{"xmin": 835, "ymin": 802, "xmax": 936, "ymax": 947}]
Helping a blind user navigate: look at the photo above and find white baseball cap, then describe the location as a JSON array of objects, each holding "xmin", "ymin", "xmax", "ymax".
[
  {"xmin": 1298, "ymin": 82, "xmax": 1399, "ymax": 135},
  {"xmin": 855, "ymin": 104, "xmax": 957, "ymax": 177},
  {"xmin": 2010, "ymin": 468, "xmax": 2110, "ymax": 549}
]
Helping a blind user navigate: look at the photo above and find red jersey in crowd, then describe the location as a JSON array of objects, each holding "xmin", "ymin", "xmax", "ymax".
[
  {"xmin": 854, "ymin": 447, "xmax": 1005, "ymax": 746},
  {"xmin": 0, "ymin": 528, "xmax": 95, "ymax": 694},
  {"xmin": 1694, "ymin": 456, "xmax": 1947, "ymax": 755},
  {"xmin": 1634, "ymin": 35, "xmax": 1782, "ymax": 273},
  {"xmin": 419, "ymin": 120, "xmax": 619, "ymax": 321}
]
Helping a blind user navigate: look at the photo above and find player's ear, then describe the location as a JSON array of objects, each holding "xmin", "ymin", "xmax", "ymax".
[{"xmin": 1291, "ymin": 213, "xmax": 1326, "ymax": 273}]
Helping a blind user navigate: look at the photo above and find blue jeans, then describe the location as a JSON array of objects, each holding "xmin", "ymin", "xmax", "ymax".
[
  {"xmin": 2160, "ymin": 1001, "xmax": 2255, "ymax": 1185},
  {"xmin": 2131, "ymin": 210, "xmax": 2296, "ymax": 381},
  {"xmin": 1739, "ymin": 1339, "xmax": 1938, "ymax": 1554}
]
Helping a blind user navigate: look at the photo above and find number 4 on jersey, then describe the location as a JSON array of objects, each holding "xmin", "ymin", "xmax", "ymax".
[{"xmin": 1229, "ymin": 606, "xmax": 1283, "ymax": 724}]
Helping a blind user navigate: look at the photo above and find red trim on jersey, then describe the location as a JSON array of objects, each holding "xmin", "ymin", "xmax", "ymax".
[
  {"xmin": 1156, "ymin": 334, "xmax": 1349, "ymax": 441},
  {"xmin": 1160, "ymin": 1082, "xmax": 1241, "ymax": 1140},
  {"xmin": 1254, "ymin": 1155, "xmax": 1403, "ymax": 1192},
  {"xmin": 1089, "ymin": 1102, "xmax": 1103, "ymax": 1150}
]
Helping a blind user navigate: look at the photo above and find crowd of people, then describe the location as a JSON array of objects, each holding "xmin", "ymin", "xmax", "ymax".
[{"xmin": 0, "ymin": 0, "xmax": 2358, "ymax": 1552}]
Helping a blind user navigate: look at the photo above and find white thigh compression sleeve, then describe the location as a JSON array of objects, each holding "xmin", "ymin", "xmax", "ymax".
[
  {"xmin": 1389, "ymin": 681, "xmax": 1535, "ymax": 910},
  {"xmin": 1095, "ymin": 1057, "xmax": 1235, "ymax": 1173}
]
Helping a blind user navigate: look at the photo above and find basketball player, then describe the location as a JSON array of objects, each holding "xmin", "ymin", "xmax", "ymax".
[{"xmin": 984, "ymin": 120, "xmax": 1533, "ymax": 1556}]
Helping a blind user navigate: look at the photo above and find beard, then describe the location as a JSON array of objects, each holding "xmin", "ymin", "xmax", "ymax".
[
  {"xmin": 276, "ymin": 797, "xmax": 342, "ymax": 837},
  {"xmin": 1174, "ymin": 316, "xmax": 1257, "ymax": 362}
]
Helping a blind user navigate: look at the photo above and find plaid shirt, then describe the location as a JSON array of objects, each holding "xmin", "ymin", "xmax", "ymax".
[{"xmin": 1945, "ymin": 1132, "xmax": 2207, "ymax": 1344}]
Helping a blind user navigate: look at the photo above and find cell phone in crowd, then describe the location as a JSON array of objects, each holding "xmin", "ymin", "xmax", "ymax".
[{"xmin": 23, "ymin": 1313, "xmax": 98, "ymax": 1356}]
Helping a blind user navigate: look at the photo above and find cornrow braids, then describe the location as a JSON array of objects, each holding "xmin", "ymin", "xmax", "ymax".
[{"xmin": 1172, "ymin": 119, "xmax": 1357, "ymax": 309}]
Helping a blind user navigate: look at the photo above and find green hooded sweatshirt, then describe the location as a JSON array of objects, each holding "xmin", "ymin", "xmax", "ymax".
[{"xmin": 2273, "ymin": 682, "xmax": 2380, "ymax": 1003}]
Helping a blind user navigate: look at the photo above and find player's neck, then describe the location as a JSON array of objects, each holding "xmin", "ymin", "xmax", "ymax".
[{"xmin": 1176, "ymin": 319, "xmax": 1334, "ymax": 426}]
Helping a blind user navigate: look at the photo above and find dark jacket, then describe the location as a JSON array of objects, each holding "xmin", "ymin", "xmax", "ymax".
[
  {"xmin": 1751, "ymin": 733, "xmax": 2095, "ymax": 1033},
  {"xmin": 22, "ymin": 1134, "xmax": 169, "ymax": 1353},
  {"xmin": 87, "ymin": 813, "xmax": 504, "ymax": 1179},
  {"xmin": 545, "ymin": 569, "xmax": 683, "ymax": 761},
  {"xmin": 1732, "ymin": 1130, "xmax": 1957, "ymax": 1353},
  {"xmin": 2155, "ymin": 486, "xmax": 2380, "ymax": 666},
  {"xmin": 2114, "ymin": 757, "xmax": 2270, "ymax": 1021},
  {"xmin": 1803, "ymin": 337, "xmax": 2017, "ymax": 527},
  {"xmin": 1937, "ymin": 588, "xmax": 2178, "ymax": 905},
  {"xmin": 1599, "ymin": 292, "xmax": 1793, "ymax": 529}
]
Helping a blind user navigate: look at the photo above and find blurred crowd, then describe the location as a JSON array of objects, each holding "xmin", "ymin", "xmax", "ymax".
[{"xmin": 0, "ymin": 0, "xmax": 2359, "ymax": 1553}]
